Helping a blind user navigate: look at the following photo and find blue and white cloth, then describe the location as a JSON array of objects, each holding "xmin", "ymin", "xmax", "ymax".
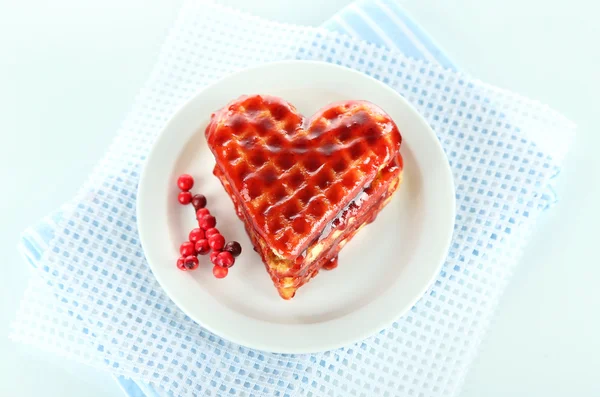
[{"xmin": 15, "ymin": 1, "xmax": 574, "ymax": 396}]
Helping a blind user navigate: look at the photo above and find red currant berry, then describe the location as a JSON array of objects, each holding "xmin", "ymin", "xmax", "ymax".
[
  {"xmin": 214, "ymin": 251, "xmax": 235, "ymax": 268},
  {"xmin": 191, "ymin": 194, "xmax": 207, "ymax": 210},
  {"xmin": 196, "ymin": 208, "xmax": 210, "ymax": 219},
  {"xmin": 194, "ymin": 239, "xmax": 210, "ymax": 255},
  {"xmin": 188, "ymin": 228, "xmax": 205, "ymax": 243},
  {"xmin": 199, "ymin": 215, "xmax": 216, "ymax": 230},
  {"xmin": 204, "ymin": 228, "xmax": 220, "ymax": 239},
  {"xmin": 223, "ymin": 241, "xmax": 242, "ymax": 257},
  {"xmin": 184, "ymin": 255, "xmax": 199, "ymax": 270},
  {"xmin": 212, "ymin": 265, "xmax": 228, "ymax": 278},
  {"xmin": 208, "ymin": 234, "xmax": 225, "ymax": 251},
  {"xmin": 177, "ymin": 174, "xmax": 194, "ymax": 191},
  {"xmin": 176, "ymin": 256, "xmax": 186, "ymax": 271},
  {"xmin": 210, "ymin": 250, "xmax": 220, "ymax": 265},
  {"xmin": 180, "ymin": 241, "xmax": 195, "ymax": 257},
  {"xmin": 178, "ymin": 191, "xmax": 192, "ymax": 205}
]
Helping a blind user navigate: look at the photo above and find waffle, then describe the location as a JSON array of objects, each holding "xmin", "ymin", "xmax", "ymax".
[{"xmin": 206, "ymin": 95, "xmax": 403, "ymax": 299}]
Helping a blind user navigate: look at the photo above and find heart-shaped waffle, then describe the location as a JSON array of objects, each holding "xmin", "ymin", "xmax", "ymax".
[{"xmin": 206, "ymin": 95, "xmax": 403, "ymax": 299}]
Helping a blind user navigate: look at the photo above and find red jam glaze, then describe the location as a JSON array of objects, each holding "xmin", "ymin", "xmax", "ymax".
[
  {"xmin": 205, "ymin": 95, "xmax": 402, "ymax": 260},
  {"xmin": 213, "ymin": 153, "xmax": 402, "ymax": 298}
]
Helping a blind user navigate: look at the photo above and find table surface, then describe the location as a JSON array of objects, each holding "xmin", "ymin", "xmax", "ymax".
[{"xmin": 1, "ymin": 0, "xmax": 598, "ymax": 396}]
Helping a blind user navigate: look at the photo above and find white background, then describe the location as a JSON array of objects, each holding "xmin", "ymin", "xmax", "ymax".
[{"xmin": 0, "ymin": 0, "xmax": 598, "ymax": 396}]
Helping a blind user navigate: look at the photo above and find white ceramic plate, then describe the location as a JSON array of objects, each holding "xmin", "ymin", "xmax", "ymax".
[{"xmin": 137, "ymin": 61, "xmax": 455, "ymax": 354}]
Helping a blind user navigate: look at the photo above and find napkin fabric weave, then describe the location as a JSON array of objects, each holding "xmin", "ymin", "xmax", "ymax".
[{"xmin": 13, "ymin": 1, "xmax": 575, "ymax": 396}]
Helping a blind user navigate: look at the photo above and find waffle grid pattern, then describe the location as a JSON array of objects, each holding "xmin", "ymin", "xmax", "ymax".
[
  {"xmin": 12, "ymin": 1, "xmax": 575, "ymax": 396},
  {"xmin": 207, "ymin": 96, "xmax": 400, "ymax": 258}
]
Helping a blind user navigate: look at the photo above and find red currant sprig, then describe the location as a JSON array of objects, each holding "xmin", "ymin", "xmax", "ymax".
[{"xmin": 175, "ymin": 174, "xmax": 242, "ymax": 278}]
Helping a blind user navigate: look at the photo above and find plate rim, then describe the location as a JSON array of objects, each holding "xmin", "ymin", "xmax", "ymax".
[{"xmin": 137, "ymin": 60, "xmax": 455, "ymax": 353}]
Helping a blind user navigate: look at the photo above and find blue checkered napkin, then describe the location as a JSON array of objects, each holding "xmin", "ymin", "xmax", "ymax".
[{"xmin": 15, "ymin": 0, "xmax": 574, "ymax": 396}]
